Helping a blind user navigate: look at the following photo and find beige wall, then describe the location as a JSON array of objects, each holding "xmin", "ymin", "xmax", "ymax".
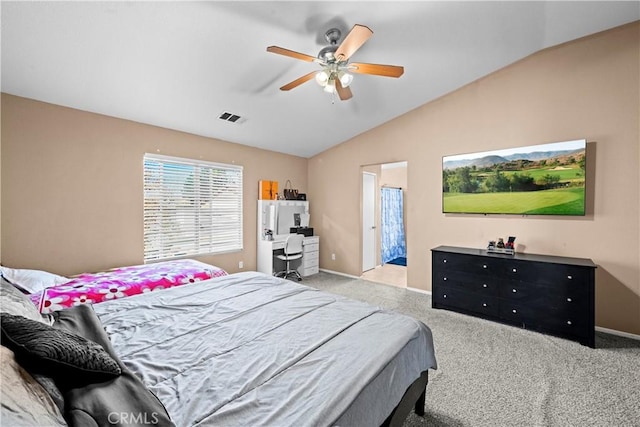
[
  {"xmin": 1, "ymin": 94, "xmax": 308, "ymax": 276},
  {"xmin": 309, "ymin": 22, "xmax": 640, "ymax": 335},
  {"xmin": 380, "ymin": 166, "xmax": 407, "ymax": 190}
]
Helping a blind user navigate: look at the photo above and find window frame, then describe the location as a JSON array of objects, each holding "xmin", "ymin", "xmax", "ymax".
[{"xmin": 143, "ymin": 153, "xmax": 243, "ymax": 263}]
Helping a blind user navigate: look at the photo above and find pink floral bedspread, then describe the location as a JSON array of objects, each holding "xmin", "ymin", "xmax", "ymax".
[{"xmin": 30, "ymin": 259, "xmax": 228, "ymax": 314}]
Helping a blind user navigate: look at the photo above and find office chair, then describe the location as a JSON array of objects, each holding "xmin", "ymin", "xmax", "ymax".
[{"xmin": 275, "ymin": 234, "xmax": 304, "ymax": 281}]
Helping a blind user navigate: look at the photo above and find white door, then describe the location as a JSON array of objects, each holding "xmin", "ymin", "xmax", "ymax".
[{"xmin": 362, "ymin": 172, "xmax": 376, "ymax": 272}]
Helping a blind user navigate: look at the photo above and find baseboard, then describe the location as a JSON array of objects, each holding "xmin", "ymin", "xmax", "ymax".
[
  {"xmin": 595, "ymin": 326, "xmax": 640, "ymax": 341},
  {"xmin": 321, "ymin": 269, "xmax": 434, "ymax": 294},
  {"xmin": 319, "ymin": 268, "xmax": 361, "ymax": 280},
  {"xmin": 407, "ymin": 286, "xmax": 432, "ymax": 296}
]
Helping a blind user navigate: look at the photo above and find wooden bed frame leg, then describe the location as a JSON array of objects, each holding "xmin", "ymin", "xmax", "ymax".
[
  {"xmin": 414, "ymin": 371, "xmax": 427, "ymax": 416},
  {"xmin": 382, "ymin": 371, "xmax": 429, "ymax": 427},
  {"xmin": 414, "ymin": 387, "xmax": 426, "ymax": 416}
]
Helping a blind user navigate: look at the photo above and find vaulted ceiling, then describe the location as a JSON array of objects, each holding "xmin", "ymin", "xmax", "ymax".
[{"xmin": 2, "ymin": 2, "xmax": 637, "ymax": 158}]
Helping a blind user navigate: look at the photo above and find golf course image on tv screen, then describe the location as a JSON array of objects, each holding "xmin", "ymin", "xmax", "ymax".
[{"xmin": 442, "ymin": 139, "xmax": 586, "ymax": 215}]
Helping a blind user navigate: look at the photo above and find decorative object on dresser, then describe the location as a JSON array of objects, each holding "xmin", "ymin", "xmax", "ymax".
[
  {"xmin": 487, "ymin": 236, "xmax": 516, "ymax": 255},
  {"xmin": 431, "ymin": 245, "xmax": 596, "ymax": 347},
  {"xmin": 283, "ymin": 179, "xmax": 299, "ymax": 200},
  {"xmin": 259, "ymin": 180, "xmax": 278, "ymax": 200}
]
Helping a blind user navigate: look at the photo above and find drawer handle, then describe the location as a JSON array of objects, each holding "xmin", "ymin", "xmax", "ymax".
[
  {"xmin": 483, "ymin": 284, "xmax": 488, "ymax": 288},
  {"xmin": 482, "ymin": 264, "xmax": 487, "ymax": 269},
  {"xmin": 512, "ymin": 268, "xmax": 517, "ymax": 273},
  {"xmin": 512, "ymin": 309, "xmax": 517, "ymax": 313},
  {"xmin": 567, "ymin": 320, "xmax": 572, "ymax": 325},
  {"xmin": 443, "ymin": 294, "xmax": 447, "ymax": 299},
  {"xmin": 443, "ymin": 277, "xmax": 448, "ymax": 281},
  {"xmin": 567, "ymin": 275, "xmax": 573, "ymax": 280},
  {"xmin": 567, "ymin": 297, "xmax": 572, "ymax": 302},
  {"xmin": 512, "ymin": 289, "xmax": 517, "ymax": 293},
  {"xmin": 443, "ymin": 259, "xmax": 447, "ymax": 263},
  {"xmin": 482, "ymin": 303, "xmax": 487, "ymax": 307}
]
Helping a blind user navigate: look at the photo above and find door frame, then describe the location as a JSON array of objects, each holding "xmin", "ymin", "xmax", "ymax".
[{"xmin": 361, "ymin": 171, "xmax": 377, "ymax": 273}]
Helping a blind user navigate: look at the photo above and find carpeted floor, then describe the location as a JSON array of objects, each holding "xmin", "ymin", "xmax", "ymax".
[{"xmin": 301, "ymin": 271, "xmax": 640, "ymax": 427}]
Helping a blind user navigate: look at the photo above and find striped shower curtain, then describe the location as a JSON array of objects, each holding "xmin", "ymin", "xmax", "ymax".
[{"xmin": 381, "ymin": 187, "xmax": 407, "ymax": 264}]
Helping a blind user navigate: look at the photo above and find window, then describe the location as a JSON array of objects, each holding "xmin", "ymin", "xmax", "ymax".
[{"xmin": 143, "ymin": 154, "xmax": 243, "ymax": 262}]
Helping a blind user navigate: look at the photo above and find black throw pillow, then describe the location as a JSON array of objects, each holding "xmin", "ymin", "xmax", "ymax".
[{"xmin": 0, "ymin": 312, "xmax": 121, "ymax": 386}]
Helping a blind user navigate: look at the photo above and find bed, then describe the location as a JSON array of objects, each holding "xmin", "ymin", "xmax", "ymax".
[
  {"xmin": 1, "ymin": 271, "xmax": 437, "ymax": 427},
  {"xmin": 22, "ymin": 259, "xmax": 228, "ymax": 313}
]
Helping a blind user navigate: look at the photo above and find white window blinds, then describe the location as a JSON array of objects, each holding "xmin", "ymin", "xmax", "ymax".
[{"xmin": 143, "ymin": 154, "xmax": 243, "ymax": 262}]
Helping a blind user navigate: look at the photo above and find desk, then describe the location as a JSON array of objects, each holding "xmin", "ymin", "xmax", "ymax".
[{"xmin": 257, "ymin": 235, "xmax": 319, "ymax": 277}]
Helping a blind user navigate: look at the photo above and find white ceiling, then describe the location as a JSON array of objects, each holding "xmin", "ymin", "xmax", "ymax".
[{"xmin": 2, "ymin": 2, "xmax": 638, "ymax": 158}]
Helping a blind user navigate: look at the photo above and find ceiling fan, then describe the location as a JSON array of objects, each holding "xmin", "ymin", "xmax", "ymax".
[{"xmin": 267, "ymin": 24, "xmax": 404, "ymax": 101}]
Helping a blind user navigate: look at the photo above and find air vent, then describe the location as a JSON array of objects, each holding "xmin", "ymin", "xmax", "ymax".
[{"xmin": 218, "ymin": 111, "xmax": 245, "ymax": 124}]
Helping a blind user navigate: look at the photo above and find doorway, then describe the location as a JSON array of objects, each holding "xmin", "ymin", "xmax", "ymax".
[{"xmin": 360, "ymin": 162, "xmax": 408, "ymax": 288}]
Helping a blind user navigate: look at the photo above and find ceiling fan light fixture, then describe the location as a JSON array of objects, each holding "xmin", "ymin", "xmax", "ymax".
[
  {"xmin": 315, "ymin": 70, "xmax": 329, "ymax": 86},
  {"xmin": 323, "ymin": 77, "xmax": 336, "ymax": 93},
  {"xmin": 338, "ymin": 70, "xmax": 353, "ymax": 88}
]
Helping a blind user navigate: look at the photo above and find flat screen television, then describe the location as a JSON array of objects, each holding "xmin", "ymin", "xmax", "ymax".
[{"xmin": 442, "ymin": 139, "xmax": 586, "ymax": 215}]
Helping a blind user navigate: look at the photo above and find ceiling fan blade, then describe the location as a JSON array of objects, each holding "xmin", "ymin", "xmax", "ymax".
[
  {"xmin": 267, "ymin": 46, "xmax": 317, "ymax": 63},
  {"xmin": 335, "ymin": 78, "xmax": 353, "ymax": 101},
  {"xmin": 335, "ymin": 24, "xmax": 373, "ymax": 61},
  {"xmin": 349, "ymin": 62, "xmax": 404, "ymax": 78},
  {"xmin": 279, "ymin": 71, "xmax": 317, "ymax": 91}
]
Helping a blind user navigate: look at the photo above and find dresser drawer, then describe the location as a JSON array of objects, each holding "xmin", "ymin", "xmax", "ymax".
[
  {"xmin": 435, "ymin": 271, "xmax": 499, "ymax": 296},
  {"xmin": 433, "ymin": 252, "xmax": 496, "ymax": 276},
  {"xmin": 300, "ymin": 266, "xmax": 319, "ymax": 277},
  {"xmin": 498, "ymin": 302, "xmax": 536, "ymax": 326},
  {"xmin": 303, "ymin": 243, "xmax": 319, "ymax": 254},
  {"xmin": 499, "ymin": 281, "xmax": 589, "ymax": 313},
  {"xmin": 433, "ymin": 286, "xmax": 499, "ymax": 317},
  {"xmin": 542, "ymin": 313, "xmax": 589, "ymax": 337},
  {"xmin": 503, "ymin": 261, "xmax": 589, "ymax": 287},
  {"xmin": 499, "ymin": 303, "xmax": 589, "ymax": 336},
  {"xmin": 499, "ymin": 283, "xmax": 547, "ymax": 310},
  {"xmin": 544, "ymin": 286, "xmax": 589, "ymax": 312},
  {"xmin": 302, "ymin": 256, "xmax": 319, "ymax": 269}
]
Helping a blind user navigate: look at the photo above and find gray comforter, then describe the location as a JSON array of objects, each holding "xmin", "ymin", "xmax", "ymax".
[{"xmin": 94, "ymin": 272, "xmax": 437, "ymax": 427}]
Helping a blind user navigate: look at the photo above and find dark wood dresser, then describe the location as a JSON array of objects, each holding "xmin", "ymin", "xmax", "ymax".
[{"xmin": 431, "ymin": 245, "xmax": 596, "ymax": 347}]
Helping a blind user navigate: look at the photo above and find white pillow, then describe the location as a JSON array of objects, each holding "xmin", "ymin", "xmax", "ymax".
[{"xmin": 0, "ymin": 267, "xmax": 69, "ymax": 294}]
